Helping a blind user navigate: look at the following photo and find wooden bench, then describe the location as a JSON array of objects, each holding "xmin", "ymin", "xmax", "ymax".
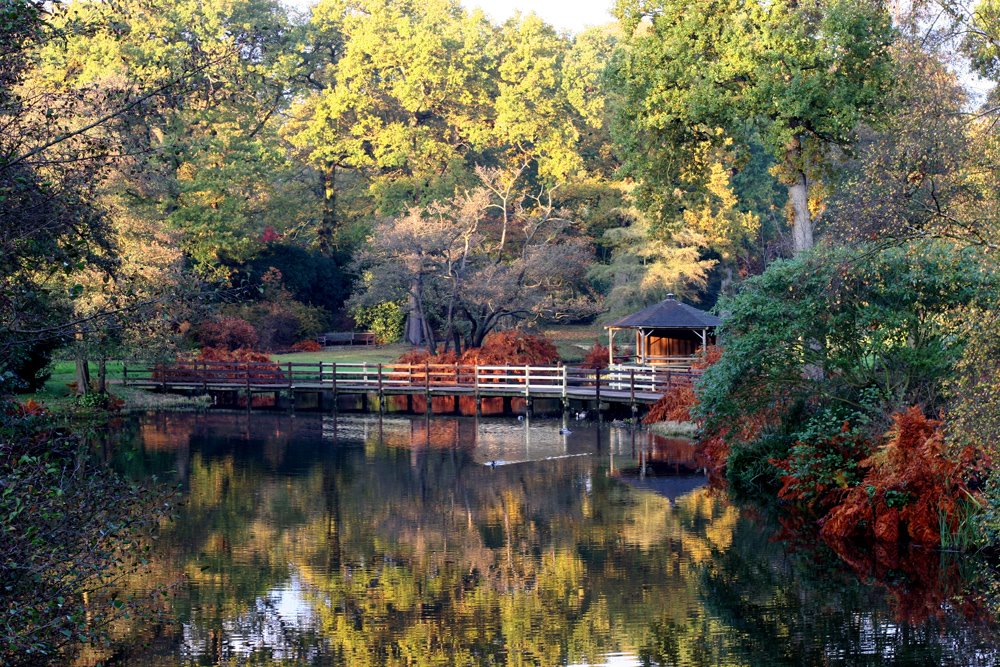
[{"xmin": 316, "ymin": 332, "xmax": 376, "ymax": 346}]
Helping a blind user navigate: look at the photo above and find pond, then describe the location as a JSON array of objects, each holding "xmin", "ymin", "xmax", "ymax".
[{"xmin": 95, "ymin": 412, "xmax": 998, "ymax": 666}]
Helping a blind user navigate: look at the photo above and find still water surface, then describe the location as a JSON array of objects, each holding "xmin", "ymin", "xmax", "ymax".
[{"xmin": 104, "ymin": 412, "xmax": 998, "ymax": 666}]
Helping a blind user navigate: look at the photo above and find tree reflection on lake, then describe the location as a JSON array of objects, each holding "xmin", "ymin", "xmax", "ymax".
[{"xmin": 95, "ymin": 413, "xmax": 997, "ymax": 666}]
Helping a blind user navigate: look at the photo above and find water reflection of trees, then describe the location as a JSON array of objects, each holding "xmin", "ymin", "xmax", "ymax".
[
  {"xmin": 697, "ymin": 512, "xmax": 999, "ymax": 666},
  {"xmin": 105, "ymin": 413, "xmax": 997, "ymax": 666}
]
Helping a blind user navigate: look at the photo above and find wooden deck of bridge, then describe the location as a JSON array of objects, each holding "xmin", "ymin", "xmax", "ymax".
[{"xmin": 123, "ymin": 361, "xmax": 699, "ymax": 409}]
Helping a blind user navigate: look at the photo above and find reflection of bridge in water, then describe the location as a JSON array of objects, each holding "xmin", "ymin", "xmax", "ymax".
[
  {"xmin": 134, "ymin": 411, "xmax": 706, "ymax": 501},
  {"xmin": 123, "ymin": 361, "xmax": 700, "ymax": 416}
]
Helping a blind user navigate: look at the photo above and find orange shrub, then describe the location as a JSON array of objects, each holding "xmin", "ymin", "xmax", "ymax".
[
  {"xmin": 395, "ymin": 349, "xmax": 459, "ymax": 365},
  {"xmin": 691, "ymin": 345, "xmax": 723, "ymax": 371},
  {"xmin": 195, "ymin": 317, "xmax": 259, "ymax": 351},
  {"xmin": 643, "ymin": 384, "xmax": 697, "ymax": 424},
  {"xmin": 820, "ymin": 407, "xmax": 988, "ymax": 547},
  {"xmin": 196, "ymin": 347, "xmax": 273, "ymax": 364},
  {"xmin": 15, "ymin": 399, "xmax": 46, "ymax": 417},
  {"xmin": 291, "ymin": 339, "xmax": 322, "ymax": 352},
  {"xmin": 397, "ymin": 331, "xmax": 559, "ymax": 368},
  {"xmin": 155, "ymin": 347, "xmax": 284, "ymax": 384},
  {"xmin": 641, "ymin": 345, "xmax": 722, "ymax": 425},
  {"xmin": 580, "ymin": 342, "xmax": 610, "ymax": 370},
  {"xmin": 462, "ymin": 330, "xmax": 558, "ymax": 366}
]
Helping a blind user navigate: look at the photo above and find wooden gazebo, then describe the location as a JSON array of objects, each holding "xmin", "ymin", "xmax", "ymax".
[{"xmin": 606, "ymin": 294, "xmax": 721, "ymax": 365}]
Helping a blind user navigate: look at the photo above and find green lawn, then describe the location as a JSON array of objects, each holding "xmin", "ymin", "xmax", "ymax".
[
  {"xmin": 273, "ymin": 342, "xmax": 415, "ymax": 366},
  {"xmin": 29, "ymin": 359, "xmax": 128, "ymax": 409}
]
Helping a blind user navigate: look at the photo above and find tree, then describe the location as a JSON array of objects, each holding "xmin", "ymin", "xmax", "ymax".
[
  {"xmin": 591, "ymin": 212, "xmax": 716, "ymax": 319},
  {"xmin": 284, "ymin": 0, "xmax": 497, "ymax": 250},
  {"xmin": 1, "ymin": 0, "xmax": 116, "ymax": 388},
  {"xmin": 42, "ymin": 0, "xmax": 302, "ymax": 279},
  {"xmin": 350, "ymin": 168, "xmax": 598, "ymax": 352},
  {"xmin": 610, "ymin": 0, "xmax": 895, "ymax": 254},
  {"xmin": 696, "ymin": 241, "xmax": 999, "ymax": 457}
]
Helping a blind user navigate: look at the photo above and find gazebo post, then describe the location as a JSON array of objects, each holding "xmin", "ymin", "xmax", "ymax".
[{"xmin": 608, "ymin": 328, "xmax": 616, "ymax": 365}]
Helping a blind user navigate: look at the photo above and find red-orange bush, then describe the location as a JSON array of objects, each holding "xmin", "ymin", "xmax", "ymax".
[
  {"xmin": 773, "ymin": 424, "xmax": 871, "ymax": 511},
  {"xmin": 461, "ymin": 330, "xmax": 559, "ymax": 366},
  {"xmin": 642, "ymin": 345, "xmax": 723, "ymax": 425},
  {"xmin": 10, "ymin": 399, "xmax": 47, "ymax": 417},
  {"xmin": 195, "ymin": 317, "xmax": 259, "ymax": 351},
  {"xmin": 820, "ymin": 407, "xmax": 988, "ymax": 547},
  {"xmin": 291, "ymin": 339, "xmax": 322, "ymax": 352},
  {"xmin": 196, "ymin": 347, "xmax": 273, "ymax": 364},
  {"xmin": 643, "ymin": 384, "xmax": 697, "ymax": 424},
  {"xmin": 395, "ymin": 349, "xmax": 460, "ymax": 365},
  {"xmin": 155, "ymin": 347, "xmax": 284, "ymax": 384},
  {"xmin": 580, "ymin": 342, "xmax": 610, "ymax": 370},
  {"xmin": 691, "ymin": 345, "xmax": 723, "ymax": 371}
]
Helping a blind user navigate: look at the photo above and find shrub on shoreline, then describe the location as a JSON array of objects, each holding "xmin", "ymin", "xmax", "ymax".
[{"xmin": 0, "ymin": 400, "xmax": 172, "ymax": 665}]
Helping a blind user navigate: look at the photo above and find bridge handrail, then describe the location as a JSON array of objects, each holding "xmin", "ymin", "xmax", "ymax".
[{"xmin": 123, "ymin": 360, "xmax": 701, "ymax": 397}]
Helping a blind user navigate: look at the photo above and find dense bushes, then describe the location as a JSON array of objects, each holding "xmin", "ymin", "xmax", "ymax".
[
  {"xmin": 352, "ymin": 301, "xmax": 405, "ymax": 344},
  {"xmin": 291, "ymin": 339, "xmax": 322, "ymax": 352},
  {"xmin": 692, "ymin": 242, "xmax": 998, "ymax": 548},
  {"xmin": 0, "ymin": 401, "xmax": 170, "ymax": 664},
  {"xmin": 396, "ymin": 330, "xmax": 559, "ymax": 366},
  {"xmin": 192, "ymin": 268, "xmax": 328, "ymax": 352},
  {"xmin": 1, "ymin": 335, "xmax": 63, "ymax": 394},
  {"xmin": 580, "ymin": 342, "xmax": 610, "ymax": 370},
  {"xmin": 195, "ymin": 316, "xmax": 259, "ymax": 351},
  {"xmin": 642, "ymin": 346, "xmax": 722, "ymax": 424},
  {"xmin": 238, "ymin": 243, "xmax": 351, "ymax": 314},
  {"xmin": 819, "ymin": 409, "xmax": 987, "ymax": 547},
  {"xmin": 464, "ymin": 330, "xmax": 559, "ymax": 366}
]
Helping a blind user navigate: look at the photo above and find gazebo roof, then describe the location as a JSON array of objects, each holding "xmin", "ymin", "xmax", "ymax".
[{"xmin": 607, "ymin": 295, "xmax": 721, "ymax": 329}]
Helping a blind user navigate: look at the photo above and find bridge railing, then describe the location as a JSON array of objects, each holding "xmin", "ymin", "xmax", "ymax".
[{"xmin": 123, "ymin": 360, "xmax": 700, "ymax": 397}]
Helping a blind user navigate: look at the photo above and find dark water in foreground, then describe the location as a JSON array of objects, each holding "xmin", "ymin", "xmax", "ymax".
[{"xmin": 96, "ymin": 412, "xmax": 997, "ymax": 666}]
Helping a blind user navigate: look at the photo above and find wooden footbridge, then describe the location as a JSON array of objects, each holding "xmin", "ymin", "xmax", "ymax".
[{"xmin": 123, "ymin": 361, "xmax": 698, "ymax": 413}]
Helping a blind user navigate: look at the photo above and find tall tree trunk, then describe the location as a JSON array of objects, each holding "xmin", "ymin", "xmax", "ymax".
[
  {"xmin": 785, "ymin": 137, "xmax": 813, "ymax": 255},
  {"xmin": 412, "ymin": 284, "xmax": 436, "ymax": 353},
  {"xmin": 75, "ymin": 358, "xmax": 91, "ymax": 396},
  {"xmin": 97, "ymin": 357, "xmax": 107, "ymax": 394},
  {"xmin": 318, "ymin": 162, "xmax": 338, "ymax": 255},
  {"xmin": 405, "ymin": 290, "xmax": 424, "ymax": 345}
]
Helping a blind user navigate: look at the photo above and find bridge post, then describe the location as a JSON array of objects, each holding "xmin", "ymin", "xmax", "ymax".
[
  {"xmin": 245, "ymin": 363, "xmax": 251, "ymax": 412},
  {"xmin": 122, "ymin": 362, "xmax": 128, "ymax": 388},
  {"xmin": 424, "ymin": 362, "xmax": 431, "ymax": 415},
  {"xmin": 595, "ymin": 368, "xmax": 602, "ymax": 422},
  {"xmin": 630, "ymin": 368, "xmax": 638, "ymax": 419},
  {"xmin": 331, "ymin": 362, "xmax": 338, "ymax": 413},
  {"xmin": 474, "ymin": 365, "xmax": 481, "ymax": 416},
  {"xmin": 377, "ymin": 363, "xmax": 384, "ymax": 414}
]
